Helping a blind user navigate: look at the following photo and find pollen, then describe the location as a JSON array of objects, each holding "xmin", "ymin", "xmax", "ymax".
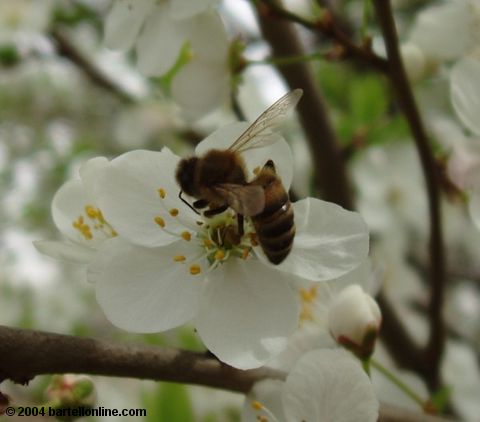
[
  {"xmin": 85, "ymin": 205, "xmax": 98, "ymax": 219},
  {"xmin": 203, "ymin": 239, "xmax": 213, "ymax": 248},
  {"xmin": 181, "ymin": 231, "xmax": 191, "ymax": 241},
  {"xmin": 72, "ymin": 216, "xmax": 93, "ymax": 240},
  {"xmin": 189, "ymin": 264, "xmax": 201, "ymax": 275},
  {"xmin": 154, "ymin": 216, "xmax": 166, "ymax": 228},
  {"xmin": 169, "ymin": 208, "xmax": 179, "ymax": 217},
  {"xmin": 300, "ymin": 286, "xmax": 318, "ymax": 303},
  {"xmin": 251, "ymin": 401, "xmax": 263, "ymax": 410},
  {"xmin": 173, "ymin": 255, "xmax": 186, "ymax": 262},
  {"xmin": 214, "ymin": 250, "xmax": 225, "ymax": 261},
  {"xmin": 158, "ymin": 188, "xmax": 166, "ymax": 199}
]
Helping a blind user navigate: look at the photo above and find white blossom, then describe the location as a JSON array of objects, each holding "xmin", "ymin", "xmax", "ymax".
[
  {"xmin": 83, "ymin": 120, "xmax": 368, "ymax": 369},
  {"xmin": 104, "ymin": 0, "xmax": 229, "ymax": 118},
  {"xmin": 34, "ymin": 157, "xmax": 117, "ymax": 264},
  {"xmin": 242, "ymin": 349, "xmax": 379, "ymax": 422}
]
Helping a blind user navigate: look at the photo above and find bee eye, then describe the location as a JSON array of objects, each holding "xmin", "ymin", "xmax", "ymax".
[{"xmin": 176, "ymin": 157, "xmax": 198, "ymax": 196}]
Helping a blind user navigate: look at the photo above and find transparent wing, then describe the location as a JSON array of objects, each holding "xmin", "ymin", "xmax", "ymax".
[
  {"xmin": 228, "ymin": 89, "xmax": 303, "ymax": 154},
  {"xmin": 213, "ymin": 183, "xmax": 265, "ymax": 216}
]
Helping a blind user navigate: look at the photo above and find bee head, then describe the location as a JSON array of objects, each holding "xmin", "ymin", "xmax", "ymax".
[{"xmin": 176, "ymin": 156, "xmax": 199, "ymax": 197}]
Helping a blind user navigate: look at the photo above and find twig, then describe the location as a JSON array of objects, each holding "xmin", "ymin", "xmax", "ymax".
[
  {"xmin": 255, "ymin": 0, "xmax": 353, "ymax": 209},
  {"xmin": 0, "ymin": 326, "xmax": 452, "ymax": 422},
  {"xmin": 50, "ymin": 28, "xmax": 135, "ymax": 104},
  {"xmin": 258, "ymin": 0, "xmax": 388, "ymax": 73},
  {"xmin": 372, "ymin": 0, "xmax": 446, "ymax": 391}
]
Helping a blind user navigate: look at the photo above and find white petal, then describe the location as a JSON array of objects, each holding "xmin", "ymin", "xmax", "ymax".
[
  {"xmin": 33, "ymin": 240, "xmax": 95, "ymax": 264},
  {"xmin": 409, "ymin": 0, "xmax": 478, "ymax": 60},
  {"xmin": 283, "ymin": 349, "xmax": 379, "ymax": 422},
  {"xmin": 188, "ymin": 11, "xmax": 229, "ymax": 62},
  {"xmin": 96, "ymin": 148, "xmax": 198, "ymax": 247},
  {"xmin": 257, "ymin": 198, "xmax": 369, "ymax": 281},
  {"xmin": 468, "ymin": 187, "xmax": 480, "ymax": 230},
  {"xmin": 170, "ymin": 0, "xmax": 220, "ymax": 20},
  {"xmin": 194, "ymin": 122, "xmax": 294, "ymax": 188},
  {"xmin": 52, "ymin": 179, "xmax": 92, "ymax": 244},
  {"xmin": 92, "ymin": 237, "xmax": 204, "ymax": 332},
  {"xmin": 79, "ymin": 156, "xmax": 109, "ymax": 204},
  {"xmin": 195, "ymin": 259, "xmax": 299, "ymax": 369},
  {"xmin": 171, "ymin": 60, "xmax": 229, "ymax": 120},
  {"xmin": 451, "ymin": 57, "xmax": 480, "ymax": 136},
  {"xmin": 136, "ymin": 3, "xmax": 189, "ymax": 76},
  {"xmin": 104, "ymin": 0, "xmax": 154, "ymax": 50},
  {"xmin": 242, "ymin": 379, "xmax": 287, "ymax": 422}
]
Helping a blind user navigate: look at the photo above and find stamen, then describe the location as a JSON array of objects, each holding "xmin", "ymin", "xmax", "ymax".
[
  {"xmin": 158, "ymin": 188, "xmax": 166, "ymax": 199},
  {"xmin": 214, "ymin": 250, "xmax": 225, "ymax": 261},
  {"xmin": 203, "ymin": 239, "xmax": 213, "ymax": 248},
  {"xmin": 189, "ymin": 264, "xmax": 201, "ymax": 275},
  {"xmin": 242, "ymin": 248, "xmax": 250, "ymax": 259},
  {"xmin": 181, "ymin": 231, "xmax": 191, "ymax": 241},
  {"xmin": 249, "ymin": 233, "xmax": 259, "ymax": 246},
  {"xmin": 173, "ymin": 255, "xmax": 186, "ymax": 262},
  {"xmin": 252, "ymin": 401, "xmax": 263, "ymax": 410},
  {"xmin": 85, "ymin": 205, "xmax": 98, "ymax": 219},
  {"xmin": 253, "ymin": 166, "xmax": 261, "ymax": 175},
  {"xmin": 154, "ymin": 216, "xmax": 166, "ymax": 228},
  {"xmin": 169, "ymin": 208, "xmax": 179, "ymax": 217}
]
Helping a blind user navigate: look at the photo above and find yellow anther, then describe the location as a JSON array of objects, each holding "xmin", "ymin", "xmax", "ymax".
[
  {"xmin": 189, "ymin": 264, "xmax": 201, "ymax": 275},
  {"xmin": 242, "ymin": 248, "xmax": 250, "ymax": 259},
  {"xmin": 154, "ymin": 216, "xmax": 166, "ymax": 228},
  {"xmin": 203, "ymin": 239, "xmax": 213, "ymax": 248},
  {"xmin": 158, "ymin": 188, "xmax": 166, "ymax": 199},
  {"xmin": 181, "ymin": 231, "xmax": 191, "ymax": 241},
  {"xmin": 257, "ymin": 416, "xmax": 268, "ymax": 422},
  {"xmin": 251, "ymin": 401, "xmax": 263, "ymax": 410},
  {"xmin": 97, "ymin": 209, "xmax": 106, "ymax": 224},
  {"xmin": 249, "ymin": 233, "xmax": 259, "ymax": 246},
  {"xmin": 300, "ymin": 286, "xmax": 318, "ymax": 303},
  {"xmin": 111, "ymin": 230, "xmax": 118, "ymax": 237},
  {"xmin": 214, "ymin": 250, "xmax": 225, "ymax": 261},
  {"xmin": 173, "ymin": 255, "xmax": 186, "ymax": 262},
  {"xmin": 253, "ymin": 166, "xmax": 261, "ymax": 175},
  {"xmin": 169, "ymin": 208, "xmax": 179, "ymax": 217},
  {"xmin": 85, "ymin": 205, "xmax": 98, "ymax": 219}
]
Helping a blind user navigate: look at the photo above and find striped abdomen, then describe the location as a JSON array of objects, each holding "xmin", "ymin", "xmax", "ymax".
[{"xmin": 252, "ymin": 184, "xmax": 295, "ymax": 265}]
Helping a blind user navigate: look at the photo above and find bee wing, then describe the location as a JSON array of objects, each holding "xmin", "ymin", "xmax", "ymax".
[
  {"xmin": 228, "ymin": 89, "xmax": 303, "ymax": 154},
  {"xmin": 214, "ymin": 183, "xmax": 265, "ymax": 216}
]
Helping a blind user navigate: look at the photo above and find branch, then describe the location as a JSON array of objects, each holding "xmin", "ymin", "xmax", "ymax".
[
  {"xmin": 0, "ymin": 326, "xmax": 451, "ymax": 422},
  {"xmin": 372, "ymin": 0, "xmax": 447, "ymax": 390},
  {"xmin": 259, "ymin": 0, "xmax": 388, "ymax": 73},
  {"xmin": 50, "ymin": 28, "xmax": 136, "ymax": 104},
  {"xmin": 255, "ymin": 0, "xmax": 353, "ymax": 209},
  {"xmin": 0, "ymin": 326, "xmax": 279, "ymax": 393}
]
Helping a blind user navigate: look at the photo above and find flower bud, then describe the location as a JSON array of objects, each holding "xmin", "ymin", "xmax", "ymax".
[
  {"xmin": 401, "ymin": 43, "xmax": 427, "ymax": 82},
  {"xmin": 328, "ymin": 284, "xmax": 382, "ymax": 359},
  {"xmin": 46, "ymin": 374, "xmax": 96, "ymax": 409}
]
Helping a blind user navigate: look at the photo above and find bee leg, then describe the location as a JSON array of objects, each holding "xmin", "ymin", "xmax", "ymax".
[
  {"xmin": 264, "ymin": 159, "xmax": 276, "ymax": 172},
  {"xmin": 179, "ymin": 190, "xmax": 200, "ymax": 215},
  {"xmin": 237, "ymin": 214, "xmax": 244, "ymax": 237},
  {"xmin": 204, "ymin": 204, "xmax": 229, "ymax": 218},
  {"xmin": 193, "ymin": 199, "xmax": 209, "ymax": 209}
]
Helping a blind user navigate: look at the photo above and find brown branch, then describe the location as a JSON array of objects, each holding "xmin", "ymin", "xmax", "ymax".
[
  {"xmin": 0, "ymin": 326, "xmax": 279, "ymax": 393},
  {"xmin": 259, "ymin": 0, "xmax": 389, "ymax": 73},
  {"xmin": 255, "ymin": 0, "xmax": 353, "ymax": 209},
  {"xmin": 0, "ymin": 326, "xmax": 452, "ymax": 422},
  {"xmin": 372, "ymin": 0, "xmax": 446, "ymax": 391},
  {"xmin": 50, "ymin": 28, "xmax": 135, "ymax": 104}
]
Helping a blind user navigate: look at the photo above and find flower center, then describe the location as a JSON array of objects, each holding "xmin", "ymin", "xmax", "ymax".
[{"xmin": 72, "ymin": 205, "xmax": 117, "ymax": 241}]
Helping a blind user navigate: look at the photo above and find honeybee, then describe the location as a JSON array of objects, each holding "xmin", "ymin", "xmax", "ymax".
[{"xmin": 175, "ymin": 89, "xmax": 303, "ymax": 264}]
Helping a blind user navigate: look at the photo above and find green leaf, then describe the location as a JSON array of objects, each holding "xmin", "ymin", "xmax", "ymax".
[{"xmin": 143, "ymin": 383, "xmax": 194, "ymax": 422}]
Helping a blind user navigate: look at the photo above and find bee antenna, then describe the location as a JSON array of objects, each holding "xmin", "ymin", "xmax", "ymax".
[{"xmin": 179, "ymin": 190, "xmax": 200, "ymax": 215}]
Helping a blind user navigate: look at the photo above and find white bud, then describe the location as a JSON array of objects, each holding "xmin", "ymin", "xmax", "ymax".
[
  {"xmin": 401, "ymin": 43, "xmax": 427, "ymax": 82},
  {"xmin": 328, "ymin": 284, "xmax": 381, "ymax": 359}
]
